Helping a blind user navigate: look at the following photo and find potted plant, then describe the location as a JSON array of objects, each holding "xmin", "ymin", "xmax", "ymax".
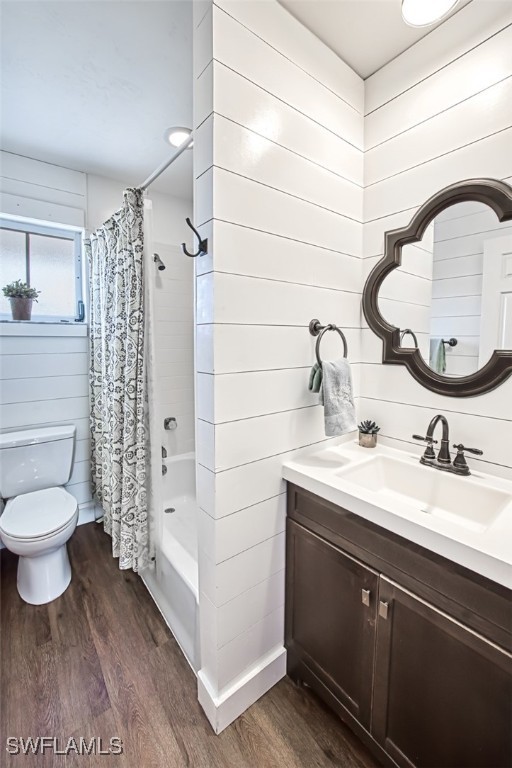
[
  {"xmin": 358, "ymin": 420, "xmax": 380, "ymax": 448},
  {"xmin": 2, "ymin": 280, "xmax": 40, "ymax": 321}
]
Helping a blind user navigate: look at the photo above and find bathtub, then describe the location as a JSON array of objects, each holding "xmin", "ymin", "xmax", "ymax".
[{"xmin": 141, "ymin": 452, "xmax": 200, "ymax": 671}]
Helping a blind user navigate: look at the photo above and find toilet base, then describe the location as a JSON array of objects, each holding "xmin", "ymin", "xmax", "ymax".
[{"xmin": 17, "ymin": 543, "xmax": 72, "ymax": 605}]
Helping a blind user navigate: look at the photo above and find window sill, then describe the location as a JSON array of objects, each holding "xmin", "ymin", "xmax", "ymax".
[{"xmin": 0, "ymin": 321, "xmax": 88, "ymax": 337}]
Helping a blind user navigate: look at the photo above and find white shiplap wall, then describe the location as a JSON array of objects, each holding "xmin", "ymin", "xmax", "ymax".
[
  {"xmin": 193, "ymin": 0, "xmax": 364, "ymax": 732},
  {"xmin": 0, "ymin": 326, "xmax": 93, "ymax": 513},
  {"xmin": 363, "ymin": 4, "xmax": 512, "ymax": 481},
  {"xmin": 0, "ymin": 155, "xmax": 95, "ymax": 520}
]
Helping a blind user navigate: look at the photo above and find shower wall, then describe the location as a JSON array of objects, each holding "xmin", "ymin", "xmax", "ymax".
[
  {"xmin": 152, "ymin": 239, "xmax": 195, "ymax": 457},
  {"xmin": 87, "ymin": 175, "xmax": 194, "ymax": 455}
]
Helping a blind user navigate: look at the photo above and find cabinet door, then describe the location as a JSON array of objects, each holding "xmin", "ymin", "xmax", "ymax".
[
  {"xmin": 372, "ymin": 577, "xmax": 512, "ymax": 768},
  {"xmin": 286, "ymin": 520, "xmax": 378, "ymax": 728}
]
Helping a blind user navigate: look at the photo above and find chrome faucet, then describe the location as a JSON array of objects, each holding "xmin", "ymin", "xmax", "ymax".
[{"xmin": 413, "ymin": 414, "xmax": 483, "ymax": 476}]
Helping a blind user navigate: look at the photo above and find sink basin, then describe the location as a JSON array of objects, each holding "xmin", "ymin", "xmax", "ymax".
[
  {"xmin": 283, "ymin": 440, "xmax": 512, "ymax": 587},
  {"xmin": 337, "ymin": 455, "xmax": 510, "ymax": 532}
]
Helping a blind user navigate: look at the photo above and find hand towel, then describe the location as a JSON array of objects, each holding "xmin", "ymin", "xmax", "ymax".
[
  {"xmin": 429, "ymin": 338, "xmax": 446, "ymax": 374},
  {"xmin": 320, "ymin": 358, "xmax": 357, "ymax": 437},
  {"xmin": 308, "ymin": 362, "xmax": 323, "ymax": 393}
]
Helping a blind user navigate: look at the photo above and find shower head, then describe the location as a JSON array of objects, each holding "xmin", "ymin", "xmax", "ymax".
[{"xmin": 153, "ymin": 253, "xmax": 165, "ymax": 271}]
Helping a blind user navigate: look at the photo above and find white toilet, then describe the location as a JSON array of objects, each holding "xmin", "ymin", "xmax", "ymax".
[{"xmin": 0, "ymin": 425, "xmax": 79, "ymax": 605}]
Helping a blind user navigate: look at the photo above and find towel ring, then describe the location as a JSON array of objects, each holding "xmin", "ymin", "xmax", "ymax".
[
  {"xmin": 400, "ymin": 328, "xmax": 419, "ymax": 347},
  {"xmin": 309, "ymin": 318, "xmax": 348, "ymax": 366}
]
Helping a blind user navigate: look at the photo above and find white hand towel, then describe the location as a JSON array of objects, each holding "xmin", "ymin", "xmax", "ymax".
[
  {"xmin": 320, "ymin": 358, "xmax": 357, "ymax": 437},
  {"xmin": 429, "ymin": 338, "xmax": 446, "ymax": 374}
]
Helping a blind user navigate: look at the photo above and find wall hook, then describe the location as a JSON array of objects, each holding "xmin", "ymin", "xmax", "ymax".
[{"xmin": 181, "ymin": 217, "xmax": 208, "ymax": 258}]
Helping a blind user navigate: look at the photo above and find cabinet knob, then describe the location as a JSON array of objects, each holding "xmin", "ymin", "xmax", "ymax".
[
  {"xmin": 379, "ymin": 600, "xmax": 389, "ymax": 620},
  {"xmin": 361, "ymin": 588, "xmax": 371, "ymax": 607}
]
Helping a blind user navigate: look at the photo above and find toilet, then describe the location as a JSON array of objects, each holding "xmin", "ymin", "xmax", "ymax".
[{"xmin": 0, "ymin": 425, "xmax": 79, "ymax": 605}]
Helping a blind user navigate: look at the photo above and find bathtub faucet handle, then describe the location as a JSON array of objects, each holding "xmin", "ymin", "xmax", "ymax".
[
  {"xmin": 161, "ymin": 446, "xmax": 167, "ymax": 458},
  {"xmin": 164, "ymin": 417, "xmax": 177, "ymax": 430}
]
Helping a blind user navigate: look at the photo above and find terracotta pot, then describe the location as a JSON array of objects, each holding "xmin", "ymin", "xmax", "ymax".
[
  {"xmin": 359, "ymin": 432, "xmax": 377, "ymax": 448},
  {"xmin": 10, "ymin": 297, "xmax": 33, "ymax": 321}
]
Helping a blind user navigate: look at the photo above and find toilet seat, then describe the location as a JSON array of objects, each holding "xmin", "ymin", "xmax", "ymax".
[{"xmin": 0, "ymin": 487, "xmax": 78, "ymax": 540}]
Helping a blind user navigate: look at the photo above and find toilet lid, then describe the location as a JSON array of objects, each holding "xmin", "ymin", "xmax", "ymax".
[{"xmin": 0, "ymin": 487, "xmax": 78, "ymax": 539}]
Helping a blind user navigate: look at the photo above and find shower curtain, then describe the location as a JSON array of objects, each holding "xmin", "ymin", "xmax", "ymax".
[{"xmin": 85, "ymin": 188, "xmax": 150, "ymax": 571}]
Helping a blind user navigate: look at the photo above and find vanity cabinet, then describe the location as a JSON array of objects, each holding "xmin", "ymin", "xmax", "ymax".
[
  {"xmin": 285, "ymin": 484, "xmax": 512, "ymax": 768},
  {"xmin": 287, "ymin": 522, "xmax": 378, "ymax": 729}
]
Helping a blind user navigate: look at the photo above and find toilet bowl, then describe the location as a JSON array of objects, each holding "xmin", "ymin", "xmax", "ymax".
[
  {"xmin": 0, "ymin": 426, "xmax": 78, "ymax": 605},
  {"xmin": 0, "ymin": 487, "xmax": 78, "ymax": 605}
]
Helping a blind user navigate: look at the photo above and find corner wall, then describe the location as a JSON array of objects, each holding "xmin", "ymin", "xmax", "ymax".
[
  {"xmin": 193, "ymin": 0, "xmax": 364, "ymax": 732},
  {"xmin": 362, "ymin": 2, "xmax": 512, "ymax": 481}
]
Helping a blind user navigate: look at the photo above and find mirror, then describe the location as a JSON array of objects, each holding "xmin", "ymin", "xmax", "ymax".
[
  {"xmin": 383, "ymin": 201, "xmax": 512, "ymax": 376},
  {"xmin": 363, "ymin": 179, "xmax": 512, "ymax": 397}
]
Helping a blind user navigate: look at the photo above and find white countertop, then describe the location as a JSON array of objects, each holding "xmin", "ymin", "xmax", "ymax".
[{"xmin": 283, "ymin": 440, "xmax": 512, "ymax": 589}]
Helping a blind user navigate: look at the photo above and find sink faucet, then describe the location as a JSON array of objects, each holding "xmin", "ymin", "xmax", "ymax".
[
  {"xmin": 413, "ymin": 414, "xmax": 483, "ymax": 476},
  {"xmin": 426, "ymin": 414, "xmax": 451, "ymax": 465}
]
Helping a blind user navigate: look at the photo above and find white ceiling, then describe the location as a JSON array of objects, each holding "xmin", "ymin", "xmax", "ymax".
[
  {"xmin": 279, "ymin": 0, "xmax": 473, "ymax": 78},
  {"xmin": 0, "ymin": 0, "xmax": 193, "ymax": 198},
  {"xmin": 2, "ymin": 0, "xmax": 507, "ymax": 196}
]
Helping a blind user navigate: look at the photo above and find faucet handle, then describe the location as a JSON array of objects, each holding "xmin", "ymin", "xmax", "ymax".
[
  {"xmin": 412, "ymin": 434, "xmax": 438, "ymax": 444},
  {"xmin": 412, "ymin": 434, "xmax": 437, "ymax": 461},
  {"xmin": 452, "ymin": 443, "xmax": 483, "ymax": 475},
  {"xmin": 453, "ymin": 443, "xmax": 483, "ymax": 456}
]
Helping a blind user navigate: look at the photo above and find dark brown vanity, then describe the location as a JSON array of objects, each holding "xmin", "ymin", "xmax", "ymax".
[{"xmin": 285, "ymin": 483, "xmax": 512, "ymax": 768}]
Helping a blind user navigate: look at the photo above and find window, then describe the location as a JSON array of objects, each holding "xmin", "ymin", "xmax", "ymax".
[{"xmin": 0, "ymin": 218, "xmax": 84, "ymax": 322}]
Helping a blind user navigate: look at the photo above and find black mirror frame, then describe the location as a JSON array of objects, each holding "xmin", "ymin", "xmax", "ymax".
[{"xmin": 362, "ymin": 178, "xmax": 512, "ymax": 397}]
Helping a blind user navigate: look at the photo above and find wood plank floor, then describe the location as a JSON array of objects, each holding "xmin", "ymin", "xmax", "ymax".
[{"xmin": 1, "ymin": 522, "xmax": 380, "ymax": 768}]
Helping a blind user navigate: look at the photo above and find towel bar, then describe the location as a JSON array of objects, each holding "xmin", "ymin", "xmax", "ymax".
[{"xmin": 309, "ymin": 319, "xmax": 348, "ymax": 365}]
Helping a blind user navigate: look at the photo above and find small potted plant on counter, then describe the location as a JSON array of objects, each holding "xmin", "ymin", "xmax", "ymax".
[
  {"xmin": 2, "ymin": 280, "xmax": 40, "ymax": 321},
  {"xmin": 358, "ymin": 419, "xmax": 380, "ymax": 448}
]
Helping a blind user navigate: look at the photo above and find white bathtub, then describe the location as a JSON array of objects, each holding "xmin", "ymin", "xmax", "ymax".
[
  {"xmin": 141, "ymin": 452, "xmax": 200, "ymax": 671},
  {"xmin": 161, "ymin": 452, "xmax": 198, "ymax": 597}
]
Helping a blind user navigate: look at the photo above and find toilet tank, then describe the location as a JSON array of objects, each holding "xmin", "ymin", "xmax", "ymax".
[{"xmin": 0, "ymin": 425, "xmax": 76, "ymax": 499}]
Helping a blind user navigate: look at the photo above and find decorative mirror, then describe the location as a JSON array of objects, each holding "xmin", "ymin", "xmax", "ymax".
[{"xmin": 363, "ymin": 179, "xmax": 512, "ymax": 397}]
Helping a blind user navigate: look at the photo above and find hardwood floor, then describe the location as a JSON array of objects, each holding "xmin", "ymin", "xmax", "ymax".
[{"xmin": 1, "ymin": 522, "xmax": 380, "ymax": 768}]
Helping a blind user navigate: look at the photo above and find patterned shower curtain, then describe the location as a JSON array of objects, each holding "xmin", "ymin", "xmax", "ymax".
[{"xmin": 84, "ymin": 188, "xmax": 149, "ymax": 571}]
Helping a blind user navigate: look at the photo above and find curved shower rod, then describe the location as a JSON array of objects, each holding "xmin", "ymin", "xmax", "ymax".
[{"xmin": 140, "ymin": 133, "xmax": 194, "ymax": 191}]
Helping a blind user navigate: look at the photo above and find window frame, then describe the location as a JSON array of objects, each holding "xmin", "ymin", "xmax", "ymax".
[{"xmin": 0, "ymin": 216, "xmax": 84, "ymax": 323}]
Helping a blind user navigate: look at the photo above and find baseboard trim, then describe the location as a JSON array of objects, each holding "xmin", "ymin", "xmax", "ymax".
[
  {"xmin": 198, "ymin": 646, "xmax": 287, "ymax": 734},
  {"xmin": 77, "ymin": 501, "xmax": 100, "ymax": 526}
]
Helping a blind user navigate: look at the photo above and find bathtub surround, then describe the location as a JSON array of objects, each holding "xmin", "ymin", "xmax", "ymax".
[
  {"xmin": 193, "ymin": 0, "xmax": 364, "ymax": 732},
  {"xmin": 193, "ymin": 0, "xmax": 512, "ymax": 733},
  {"xmin": 153, "ymin": 242, "xmax": 195, "ymax": 458}
]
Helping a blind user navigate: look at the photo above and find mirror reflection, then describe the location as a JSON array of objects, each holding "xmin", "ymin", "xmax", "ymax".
[{"xmin": 380, "ymin": 202, "xmax": 512, "ymax": 377}]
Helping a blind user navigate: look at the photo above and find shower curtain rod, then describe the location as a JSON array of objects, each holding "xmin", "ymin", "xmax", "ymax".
[{"xmin": 140, "ymin": 134, "xmax": 193, "ymax": 191}]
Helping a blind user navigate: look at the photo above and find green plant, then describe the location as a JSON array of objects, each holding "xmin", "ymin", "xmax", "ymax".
[
  {"xmin": 358, "ymin": 420, "xmax": 380, "ymax": 435},
  {"xmin": 2, "ymin": 280, "xmax": 40, "ymax": 301}
]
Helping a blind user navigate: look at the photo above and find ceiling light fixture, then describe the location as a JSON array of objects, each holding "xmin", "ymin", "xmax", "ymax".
[
  {"xmin": 164, "ymin": 127, "xmax": 193, "ymax": 148},
  {"xmin": 401, "ymin": 0, "xmax": 459, "ymax": 27}
]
